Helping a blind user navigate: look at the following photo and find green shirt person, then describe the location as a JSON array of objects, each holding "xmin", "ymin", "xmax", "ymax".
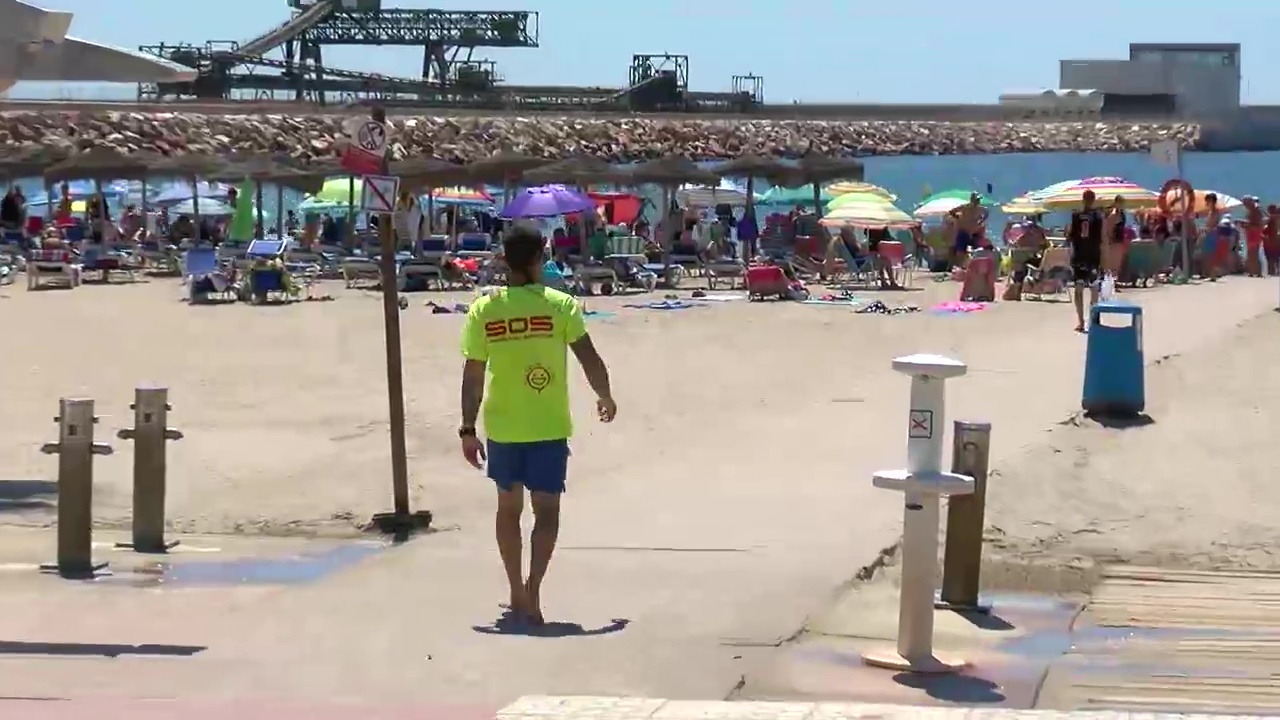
[{"xmin": 459, "ymin": 222, "xmax": 616, "ymax": 625}]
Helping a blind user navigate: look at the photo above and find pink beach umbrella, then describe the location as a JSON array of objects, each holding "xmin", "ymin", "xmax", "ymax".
[{"xmin": 1035, "ymin": 177, "xmax": 1159, "ymax": 210}]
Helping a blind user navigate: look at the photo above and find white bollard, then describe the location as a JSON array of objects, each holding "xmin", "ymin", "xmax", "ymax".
[{"xmin": 862, "ymin": 354, "xmax": 975, "ymax": 674}]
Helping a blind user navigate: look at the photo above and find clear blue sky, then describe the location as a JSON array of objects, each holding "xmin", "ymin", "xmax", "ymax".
[{"xmin": 11, "ymin": 0, "xmax": 1273, "ymax": 103}]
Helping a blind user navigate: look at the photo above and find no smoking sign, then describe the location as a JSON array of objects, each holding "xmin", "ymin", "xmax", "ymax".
[{"xmin": 356, "ymin": 121, "xmax": 386, "ymax": 153}]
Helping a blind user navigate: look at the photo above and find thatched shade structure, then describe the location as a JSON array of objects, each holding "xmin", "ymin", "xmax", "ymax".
[
  {"xmin": 0, "ymin": 146, "xmax": 71, "ymax": 182},
  {"xmin": 767, "ymin": 155, "xmax": 866, "ymax": 219},
  {"xmin": 44, "ymin": 148, "xmax": 150, "ymax": 183},
  {"xmin": 629, "ymin": 157, "xmax": 719, "ymax": 264},
  {"xmin": 628, "ymin": 156, "xmax": 718, "ymax": 187},
  {"xmin": 463, "ymin": 151, "xmax": 552, "ymax": 204},
  {"xmin": 522, "ymin": 156, "xmax": 631, "ymax": 186},
  {"xmin": 710, "ymin": 154, "xmax": 791, "ymax": 219},
  {"xmin": 206, "ymin": 154, "xmax": 310, "ymax": 239},
  {"xmin": 390, "ymin": 157, "xmax": 470, "ymax": 236}
]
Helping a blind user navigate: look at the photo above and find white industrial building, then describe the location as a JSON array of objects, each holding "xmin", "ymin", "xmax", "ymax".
[{"xmin": 1000, "ymin": 43, "xmax": 1241, "ymax": 119}]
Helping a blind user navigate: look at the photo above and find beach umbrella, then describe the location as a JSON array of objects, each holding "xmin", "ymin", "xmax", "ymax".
[
  {"xmin": 430, "ymin": 186, "xmax": 492, "ymax": 207},
  {"xmin": 827, "ymin": 181, "xmax": 896, "ymax": 201},
  {"xmin": 0, "ymin": 146, "xmax": 71, "ymax": 182},
  {"xmin": 1157, "ymin": 187, "xmax": 1243, "ymax": 216},
  {"xmin": 761, "ymin": 184, "xmax": 833, "ymax": 206},
  {"xmin": 310, "ymin": 177, "xmax": 360, "ymax": 205},
  {"xmin": 818, "ymin": 192, "xmax": 918, "ymax": 230},
  {"xmin": 1000, "ymin": 196, "xmax": 1048, "ymax": 215},
  {"xmin": 500, "ymin": 185, "xmax": 595, "ymax": 219},
  {"xmin": 676, "ymin": 180, "xmax": 749, "ymax": 207},
  {"xmin": 1036, "ymin": 177, "xmax": 1159, "ymax": 210},
  {"xmin": 148, "ymin": 181, "xmax": 230, "ymax": 205},
  {"xmin": 914, "ymin": 189, "xmax": 995, "ymax": 218},
  {"xmin": 297, "ymin": 197, "xmax": 346, "ymax": 213},
  {"xmin": 166, "ymin": 198, "xmax": 236, "ymax": 217},
  {"xmin": 768, "ymin": 155, "xmax": 865, "ymax": 219},
  {"xmin": 390, "ymin": 157, "xmax": 467, "ymax": 191},
  {"xmin": 628, "ymin": 157, "xmax": 718, "ymax": 187},
  {"xmin": 523, "ymin": 156, "xmax": 631, "ymax": 186}
]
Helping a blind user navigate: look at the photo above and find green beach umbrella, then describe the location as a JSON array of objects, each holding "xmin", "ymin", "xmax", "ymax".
[
  {"xmin": 760, "ymin": 184, "xmax": 832, "ymax": 206},
  {"xmin": 913, "ymin": 189, "xmax": 994, "ymax": 218}
]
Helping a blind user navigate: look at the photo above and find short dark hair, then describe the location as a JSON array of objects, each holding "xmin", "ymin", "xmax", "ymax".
[{"xmin": 503, "ymin": 222, "xmax": 545, "ymax": 272}]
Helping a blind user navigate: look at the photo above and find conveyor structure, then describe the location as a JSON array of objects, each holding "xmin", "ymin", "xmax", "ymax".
[{"xmin": 137, "ymin": 2, "xmax": 761, "ymax": 113}]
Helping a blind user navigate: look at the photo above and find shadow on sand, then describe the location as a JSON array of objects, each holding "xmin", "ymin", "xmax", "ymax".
[
  {"xmin": 472, "ymin": 610, "xmax": 631, "ymax": 638},
  {"xmin": 892, "ymin": 671, "xmax": 1007, "ymax": 704}
]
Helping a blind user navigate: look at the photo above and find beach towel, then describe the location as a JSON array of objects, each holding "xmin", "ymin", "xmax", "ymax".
[
  {"xmin": 930, "ymin": 301, "xmax": 988, "ymax": 314},
  {"xmin": 854, "ymin": 300, "xmax": 920, "ymax": 315},
  {"xmin": 623, "ymin": 300, "xmax": 702, "ymax": 311}
]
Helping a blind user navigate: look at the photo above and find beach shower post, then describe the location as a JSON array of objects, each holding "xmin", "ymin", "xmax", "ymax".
[
  {"xmin": 116, "ymin": 386, "xmax": 183, "ymax": 553},
  {"xmin": 862, "ymin": 354, "xmax": 974, "ymax": 674},
  {"xmin": 40, "ymin": 398, "xmax": 111, "ymax": 577},
  {"xmin": 937, "ymin": 420, "xmax": 992, "ymax": 613}
]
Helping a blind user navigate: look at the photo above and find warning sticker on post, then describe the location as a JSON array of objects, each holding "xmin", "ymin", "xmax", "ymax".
[{"xmin": 908, "ymin": 409, "xmax": 933, "ymax": 439}]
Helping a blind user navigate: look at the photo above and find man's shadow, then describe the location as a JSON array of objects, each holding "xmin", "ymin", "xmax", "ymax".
[{"xmin": 472, "ymin": 609, "xmax": 630, "ymax": 638}]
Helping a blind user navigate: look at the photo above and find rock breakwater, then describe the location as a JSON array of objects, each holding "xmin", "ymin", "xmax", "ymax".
[{"xmin": 0, "ymin": 111, "xmax": 1199, "ymax": 162}]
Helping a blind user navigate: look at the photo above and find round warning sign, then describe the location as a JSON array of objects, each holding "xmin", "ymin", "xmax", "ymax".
[{"xmin": 356, "ymin": 121, "xmax": 386, "ymax": 153}]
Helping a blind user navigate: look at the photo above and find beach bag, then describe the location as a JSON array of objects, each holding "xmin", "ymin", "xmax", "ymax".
[{"xmin": 1100, "ymin": 273, "xmax": 1116, "ymax": 301}]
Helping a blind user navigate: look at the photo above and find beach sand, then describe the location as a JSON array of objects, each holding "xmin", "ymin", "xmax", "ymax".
[{"xmin": 987, "ymin": 307, "xmax": 1280, "ymax": 571}]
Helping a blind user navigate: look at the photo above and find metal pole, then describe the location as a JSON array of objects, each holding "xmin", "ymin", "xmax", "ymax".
[
  {"xmin": 39, "ymin": 398, "xmax": 111, "ymax": 577},
  {"xmin": 367, "ymin": 106, "xmax": 431, "ymax": 537},
  {"xmin": 116, "ymin": 387, "xmax": 183, "ymax": 553},
  {"xmin": 938, "ymin": 421, "xmax": 992, "ymax": 613}
]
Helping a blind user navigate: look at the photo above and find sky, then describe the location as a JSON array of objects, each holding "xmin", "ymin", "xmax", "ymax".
[{"xmin": 10, "ymin": 0, "xmax": 1276, "ymax": 104}]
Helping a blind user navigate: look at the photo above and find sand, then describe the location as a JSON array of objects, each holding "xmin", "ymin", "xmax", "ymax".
[
  {"xmin": 987, "ymin": 307, "xmax": 1280, "ymax": 571},
  {"xmin": 0, "ymin": 274, "xmax": 1275, "ymax": 564}
]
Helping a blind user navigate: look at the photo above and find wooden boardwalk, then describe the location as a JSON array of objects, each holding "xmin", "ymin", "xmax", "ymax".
[{"xmin": 1038, "ymin": 567, "xmax": 1280, "ymax": 714}]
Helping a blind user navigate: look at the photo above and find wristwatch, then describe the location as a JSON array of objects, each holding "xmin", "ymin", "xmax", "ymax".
[{"xmin": 458, "ymin": 426, "xmax": 477, "ymax": 438}]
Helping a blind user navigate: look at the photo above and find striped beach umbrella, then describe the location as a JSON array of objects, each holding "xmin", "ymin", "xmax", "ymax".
[
  {"xmin": 1000, "ymin": 196, "xmax": 1048, "ymax": 215},
  {"xmin": 827, "ymin": 181, "xmax": 896, "ymax": 201},
  {"xmin": 1035, "ymin": 177, "xmax": 1159, "ymax": 210},
  {"xmin": 818, "ymin": 193, "xmax": 918, "ymax": 230},
  {"xmin": 430, "ymin": 186, "xmax": 493, "ymax": 207}
]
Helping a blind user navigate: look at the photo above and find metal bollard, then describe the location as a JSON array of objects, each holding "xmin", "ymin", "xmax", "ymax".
[
  {"xmin": 937, "ymin": 421, "xmax": 993, "ymax": 613},
  {"xmin": 39, "ymin": 398, "xmax": 111, "ymax": 577},
  {"xmin": 862, "ymin": 354, "xmax": 974, "ymax": 675},
  {"xmin": 116, "ymin": 387, "xmax": 183, "ymax": 553}
]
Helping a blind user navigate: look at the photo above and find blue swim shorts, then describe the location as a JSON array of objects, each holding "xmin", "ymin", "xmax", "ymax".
[{"xmin": 486, "ymin": 439, "xmax": 570, "ymax": 494}]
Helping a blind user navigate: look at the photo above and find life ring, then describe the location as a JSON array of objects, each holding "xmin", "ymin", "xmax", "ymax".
[{"xmin": 1157, "ymin": 178, "xmax": 1195, "ymax": 215}]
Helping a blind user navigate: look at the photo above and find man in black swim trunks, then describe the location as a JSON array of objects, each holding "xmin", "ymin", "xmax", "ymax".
[{"xmin": 1067, "ymin": 189, "xmax": 1104, "ymax": 332}]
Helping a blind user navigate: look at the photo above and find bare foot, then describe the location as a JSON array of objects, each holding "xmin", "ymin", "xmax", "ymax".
[
  {"xmin": 525, "ymin": 580, "xmax": 545, "ymax": 625},
  {"xmin": 507, "ymin": 585, "xmax": 531, "ymax": 619},
  {"xmin": 1074, "ymin": 322, "xmax": 1085, "ymax": 333}
]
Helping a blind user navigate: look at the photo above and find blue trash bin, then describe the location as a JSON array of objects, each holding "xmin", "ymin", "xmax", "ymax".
[{"xmin": 1082, "ymin": 302, "xmax": 1144, "ymax": 415}]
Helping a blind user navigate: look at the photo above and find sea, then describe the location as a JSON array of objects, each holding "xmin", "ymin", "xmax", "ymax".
[{"xmin": 12, "ymin": 150, "xmax": 1280, "ymax": 229}]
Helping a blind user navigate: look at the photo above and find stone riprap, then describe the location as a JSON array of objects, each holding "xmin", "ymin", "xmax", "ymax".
[{"xmin": 0, "ymin": 111, "xmax": 1199, "ymax": 162}]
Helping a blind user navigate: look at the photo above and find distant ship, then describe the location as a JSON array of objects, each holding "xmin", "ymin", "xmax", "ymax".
[{"xmin": 0, "ymin": 0, "xmax": 196, "ymax": 95}]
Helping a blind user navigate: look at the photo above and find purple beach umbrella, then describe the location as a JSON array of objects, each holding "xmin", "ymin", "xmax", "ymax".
[{"xmin": 500, "ymin": 184, "xmax": 595, "ymax": 219}]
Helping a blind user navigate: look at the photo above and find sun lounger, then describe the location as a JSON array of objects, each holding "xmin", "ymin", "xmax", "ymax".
[
  {"xmin": 877, "ymin": 241, "xmax": 914, "ymax": 288},
  {"xmin": 79, "ymin": 244, "xmax": 136, "ymax": 284},
  {"xmin": 183, "ymin": 247, "xmax": 235, "ymax": 303},
  {"xmin": 704, "ymin": 258, "xmax": 745, "ymax": 290},
  {"xmin": 26, "ymin": 248, "xmax": 79, "ymax": 290},
  {"xmin": 456, "ymin": 233, "xmax": 494, "ymax": 259},
  {"xmin": 745, "ymin": 264, "xmax": 790, "ymax": 301},
  {"xmin": 1023, "ymin": 246, "xmax": 1071, "ymax": 302},
  {"xmin": 834, "ymin": 241, "xmax": 876, "ymax": 288},
  {"xmin": 959, "ymin": 250, "xmax": 997, "ymax": 301},
  {"xmin": 1120, "ymin": 240, "xmax": 1162, "ymax": 287},
  {"xmin": 237, "ymin": 239, "xmax": 296, "ymax": 304}
]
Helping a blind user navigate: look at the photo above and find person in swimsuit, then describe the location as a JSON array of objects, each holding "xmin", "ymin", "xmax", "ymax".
[
  {"xmin": 1103, "ymin": 196, "xmax": 1127, "ymax": 280},
  {"xmin": 1242, "ymin": 196, "xmax": 1264, "ymax": 276},
  {"xmin": 1201, "ymin": 193, "xmax": 1226, "ymax": 279},
  {"xmin": 946, "ymin": 192, "xmax": 987, "ymax": 267},
  {"xmin": 1265, "ymin": 205, "xmax": 1280, "ymax": 276},
  {"xmin": 1067, "ymin": 190, "xmax": 1104, "ymax": 333}
]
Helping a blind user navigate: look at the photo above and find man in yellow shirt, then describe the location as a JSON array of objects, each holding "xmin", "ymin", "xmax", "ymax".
[{"xmin": 459, "ymin": 223, "xmax": 616, "ymax": 625}]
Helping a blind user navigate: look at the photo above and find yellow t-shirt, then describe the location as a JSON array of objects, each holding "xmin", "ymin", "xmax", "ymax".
[{"xmin": 461, "ymin": 285, "xmax": 587, "ymax": 443}]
